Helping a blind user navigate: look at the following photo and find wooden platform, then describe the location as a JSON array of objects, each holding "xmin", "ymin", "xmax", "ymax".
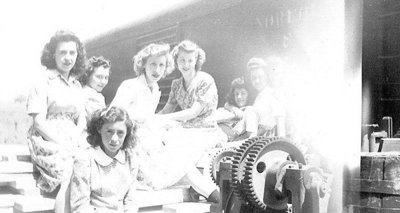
[{"xmin": 0, "ymin": 144, "xmax": 212, "ymax": 213}]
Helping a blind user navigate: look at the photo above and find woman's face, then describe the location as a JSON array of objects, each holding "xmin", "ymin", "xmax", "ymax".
[
  {"xmin": 54, "ymin": 41, "xmax": 78, "ymax": 75},
  {"xmin": 99, "ymin": 121, "xmax": 127, "ymax": 157},
  {"xmin": 88, "ymin": 66, "xmax": 110, "ymax": 92},
  {"xmin": 234, "ymin": 88, "xmax": 248, "ymax": 108},
  {"xmin": 250, "ymin": 68, "xmax": 268, "ymax": 92},
  {"xmin": 177, "ymin": 51, "xmax": 197, "ymax": 75},
  {"xmin": 144, "ymin": 55, "xmax": 167, "ymax": 85}
]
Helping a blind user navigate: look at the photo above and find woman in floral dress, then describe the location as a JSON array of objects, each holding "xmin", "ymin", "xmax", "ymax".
[{"xmin": 26, "ymin": 30, "xmax": 87, "ymax": 213}]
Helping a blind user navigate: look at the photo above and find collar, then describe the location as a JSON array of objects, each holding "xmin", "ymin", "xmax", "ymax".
[
  {"xmin": 83, "ymin": 85, "xmax": 98, "ymax": 94},
  {"xmin": 92, "ymin": 146, "xmax": 126, "ymax": 166},
  {"xmin": 46, "ymin": 69, "xmax": 79, "ymax": 86},
  {"xmin": 138, "ymin": 74, "xmax": 160, "ymax": 93}
]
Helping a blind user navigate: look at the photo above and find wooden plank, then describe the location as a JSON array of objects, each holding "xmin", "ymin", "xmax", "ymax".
[
  {"xmin": 136, "ymin": 186, "xmax": 194, "ymax": 208},
  {"xmin": 13, "ymin": 196, "xmax": 55, "ymax": 213},
  {"xmin": 0, "ymin": 162, "xmax": 35, "ymax": 174},
  {"xmin": 348, "ymin": 179, "xmax": 400, "ymax": 195},
  {"xmin": 0, "ymin": 207, "xmax": 13, "ymax": 213},
  {"xmin": 0, "ymin": 145, "xmax": 30, "ymax": 162},
  {"xmin": 162, "ymin": 202, "xmax": 211, "ymax": 213},
  {"xmin": 381, "ymin": 139, "xmax": 400, "ymax": 151},
  {"xmin": 0, "ymin": 193, "xmax": 21, "ymax": 209},
  {"xmin": 350, "ymin": 205, "xmax": 400, "ymax": 213},
  {"xmin": 0, "ymin": 173, "xmax": 40, "ymax": 195},
  {"xmin": 360, "ymin": 154, "xmax": 385, "ymax": 207},
  {"xmin": 383, "ymin": 154, "xmax": 400, "ymax": 208}
]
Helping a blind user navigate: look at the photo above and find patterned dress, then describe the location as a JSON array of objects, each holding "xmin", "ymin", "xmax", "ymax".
[
  {"xmin": 167, "ymin": 71, "xmax": 218, "ymax": 128},
  {"xmin": 111, "ymin": 72, "xmax": 226, "ymax": 190},
  {"xmin": 82, "ymin": 85, "xmax": 106, "ymax": 121},
  {"xmin": 134, "ymin": 71, "xmax": 226, "ymax": 189},
  {"xmin": 26, "ymin": 69, "xmax": 85, "ymax": 192},
  {"xmin": 70, "ymin": 147, "xmax": 139, "ymax": 213}
]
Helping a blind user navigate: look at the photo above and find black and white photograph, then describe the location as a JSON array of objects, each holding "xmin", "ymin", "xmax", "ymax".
[{"xmin": 0, "ymin": 0, "xmax": 394, "ymax": 212}]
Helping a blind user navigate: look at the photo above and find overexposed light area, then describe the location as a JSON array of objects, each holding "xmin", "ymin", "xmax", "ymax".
[
  {"xmin": 279, "ymin": 0, "xmax": 360, "ymax": 164},
  {"xmin": 0, "ymin": 0, "xmax": 190, "ymax": 101}
]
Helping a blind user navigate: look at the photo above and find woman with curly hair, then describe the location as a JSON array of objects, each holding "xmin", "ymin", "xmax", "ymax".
[
  {"xmin": 26, "ymin": 30, "xmax": 87, "ymax": 213},
  {"xmin": 158, "ymin": 40, "xmax": 217, "ymax": 127},
  {"xmin": 70, "ymin": 106, "xmax": 139, "ymax": 213},
  {"xmin": 80, "ymin": 56, "xmax": 111, "ymax": 120},
  {"xmin": 155, "ymin": 40, "xmax": 227, "ymax": 202},
  {"xmin": 111, "ymin": 43, "xmax": 174, "ymax": 124}
]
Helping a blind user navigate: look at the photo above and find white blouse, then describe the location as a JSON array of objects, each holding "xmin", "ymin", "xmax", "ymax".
[{"xmin": 111, "ymin": 75, "xmax": 160, "ymax": 124}]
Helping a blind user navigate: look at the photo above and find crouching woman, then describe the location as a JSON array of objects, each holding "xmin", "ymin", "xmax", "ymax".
[{"xmin": 70, "ymin": 106, "xmax": 139, "ymax": 213}]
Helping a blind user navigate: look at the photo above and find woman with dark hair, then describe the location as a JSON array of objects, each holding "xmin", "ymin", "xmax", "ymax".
[
  {"xmin": 80, "ymin": 56, "xmax": 111, "ymax": 120},
  {"xmin": 216, "ymin": 77, "xmax": 254, "ymax": 141},
  {"xmin": 70, "ymin": 106, "xmax": 138, "ymax": 213},
  {"xmin": 26, "ymin": 30, "xmax": 87, "ymax": 213}
]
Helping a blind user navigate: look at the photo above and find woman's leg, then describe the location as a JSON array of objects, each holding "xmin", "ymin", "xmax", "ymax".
[
  {"xmin": 181, "ymin": 166, "xmax": 220, "ymax": 203},
  {"xmin": 54, "ymin": 180, "xmax": 71, "ymax": 213}
]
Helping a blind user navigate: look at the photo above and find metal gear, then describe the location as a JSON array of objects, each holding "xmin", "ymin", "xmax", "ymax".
[
  {"xmin": 205, "ymin": 146, "xmax": 236, "ymax": 184},
  {"xmin": 230, "ymin": 136, "xmax": 266, "ymax": 200},
  {"xmin": 241, "ymin": 137, "xmax": 306, "ymax": 211}
]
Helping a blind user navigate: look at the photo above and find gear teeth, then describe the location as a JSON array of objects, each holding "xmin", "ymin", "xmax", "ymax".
[
  {"xmin": 204, "ymin": 147, "xmax": 236, "ymax": 185},
  {"xmin": 240, "ymin": 137, "xmax": 307, "ymax": 211}
]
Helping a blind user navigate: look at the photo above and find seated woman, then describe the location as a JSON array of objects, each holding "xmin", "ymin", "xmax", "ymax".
[
  {"xmin": 246, "ymin": 57, "xmax": 286, "ymax": 138},
  {"xmin": 158, "ymin": 40, "xmax": 226, "ymax": 146},
  {"xmin": 79, "ymin": 56, "xmax": 111, "ymax": 121},
  {"xmin": 111, "ymin": 42, "xmax": 220, "ymax": 203},
  {"xmin": 27, "ymin": 30, "xmax": 87, "ymax": 213},
  {"xmin": 70, "ymin": 106, "xmax": 139, "ymax": 213},
  {"xmin": 216, "ymin": 77, "xmax": 253, "ymax": 141}
]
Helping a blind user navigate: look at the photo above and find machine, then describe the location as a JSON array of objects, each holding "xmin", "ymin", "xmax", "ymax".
[{"xmin": 208, "ymin": 137, "xmax": 330, "ymax": 213}]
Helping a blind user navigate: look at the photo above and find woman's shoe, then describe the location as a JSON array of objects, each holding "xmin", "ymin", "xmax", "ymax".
[{"xmin": 206, "ymin": 189, "xmax": 220, "ymax": 203}]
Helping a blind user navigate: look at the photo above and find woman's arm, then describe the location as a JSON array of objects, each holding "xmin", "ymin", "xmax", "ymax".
[
  {"xmin": 123, "ymin": 181, "xmax": 139, "ymax": 213},
  {"xmin": 110, "ymin": 80, "xmax": 133, "ymax": 111},
  {"xmin": 224, "ymin": 102, "xmax": 244, "ymax": 119},
  {"xmin": 157, "ymin": 102, "xmax": 177, "ymax": 114},
  {"xmin": 31, "ymin": 113, "xmax": 65, "ymax": 144},
  {"xmin": 70, "ymin": 157, "xmax": 96, "ymax": 213},
  {"xmin": 159, "ymin": 102, "xmax": 203, "ymax": 121}
]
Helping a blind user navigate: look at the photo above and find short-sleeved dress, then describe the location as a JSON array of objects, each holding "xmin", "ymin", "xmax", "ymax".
[
  {"xmin": 111, "ymin": 72, "xmax": 226, "ymax": 190},
  {"xmin": 111, "ymin": 75, "xmax": 160, "ymax": 124},
  {"xmin": 26, "ymin": 69, "xmax": 85, "ymax": 192},
  {"xmin": 135, "ymin": 71, "xmax": 226, "ymax": 188},
  {"xmin": 82, "ymin": 85, "xmax": 106, "ymax": 120},
  {"xmin": 70, "ymin": 146, "xmax": 139, "ymax": 213},
  {"xmin": 167, "ymin": 71, "xmax": 218, "ymax": 128}
]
